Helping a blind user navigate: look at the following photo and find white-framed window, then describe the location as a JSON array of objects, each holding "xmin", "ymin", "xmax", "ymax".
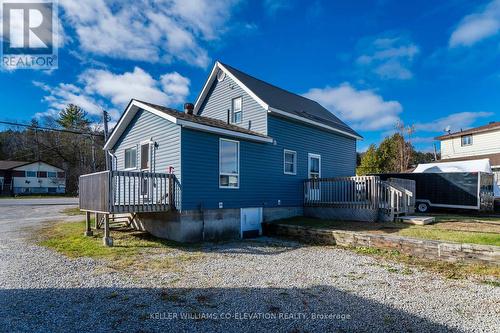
[
  {"xmin": 47, "ymin": 172, "xmax": 57, "ymax": 178},
  {"xmin": 219, "ymin": 138, "xmax": 239, "ymax": 188},
  {"xmin": 124, "ymin": 147, "xmax": 137, "ymax": 169},
  {"xmin": 232, "ymin": 97, "xmax": 242, "ymax": 124},
  {"xmin": 26, "ymin": 171, "xmax": 36, "ymax": 177},
  {"xmin": 140, "ymin": 141, "xmax": 151, "ymax": 170},
  {"xmin": 283, "ymin": 149, "xmax": 297, "ymax": 175},
  {"xmin": 308, "ymin": 153, "xmax": 321, "ymax": 179},
  {"xmin": 461, "ymin": 134, "xmax": 472, "ymax": 146}
]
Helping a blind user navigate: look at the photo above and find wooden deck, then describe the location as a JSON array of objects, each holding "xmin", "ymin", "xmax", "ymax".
[
  {"xmin": 304, "ymin": 176, "xmax": 415, "ymax": 221},
  {"xmin": 79, "ymin": 170, "xmax": 179, "ymax": 214}
]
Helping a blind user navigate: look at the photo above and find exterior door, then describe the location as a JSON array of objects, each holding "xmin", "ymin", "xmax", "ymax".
[
  {"xmin": 241, "ymin": 207, "xmax": 263, "ymax": 238},
  {"xmin": 308, "ymin": 154, "xmax": 321, "ymax": 201}
]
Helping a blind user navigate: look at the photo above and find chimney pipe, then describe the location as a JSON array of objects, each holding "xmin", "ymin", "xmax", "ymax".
[{"xmin": 184, "ymin": 103, "xmax": 194, "ymax": 115}]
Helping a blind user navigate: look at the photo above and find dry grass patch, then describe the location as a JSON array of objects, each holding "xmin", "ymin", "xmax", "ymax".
[{"xmin": 38, "ymin": 220, "xmax": 203, "ymax": 273}]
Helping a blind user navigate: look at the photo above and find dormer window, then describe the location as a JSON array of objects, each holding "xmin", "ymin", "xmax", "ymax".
[
  {"xmin": 461, "ymin": 134, "xmax": 472, "ymax": 146},
  {"xmin": 232, "ymin": 97, "xmax": 242, "ymax": 124}
]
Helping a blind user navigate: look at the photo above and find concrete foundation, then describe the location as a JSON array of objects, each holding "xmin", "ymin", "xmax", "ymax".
[{"xmin": 133, "ymin": 206, "xmax": 303, "ymax": 242}]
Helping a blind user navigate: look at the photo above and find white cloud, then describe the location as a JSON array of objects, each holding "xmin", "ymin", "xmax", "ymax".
[
  {"xmin": 449, "ymin": 0, "xmax": 500, "ymax": 47},
  {"xmin": 304, "ymin": 83, "xmax": 403, "ymax": 131},
  {"xmin": 356, "ymin": 36, "xmax": 419, "ymax": 80},
  {"xmin": 264, "ymin": 0, "xmax": 292, "ymax": 15},
  {"xmin": 59, "ymin": 0, "xmax": 239, "ymax": 67},
  {"xmin": 415, "ymin": 112, "xmax": 494, "ymax": 133},
  {"xmin": 34, "ymin": 67, "xmax": 190, "ymax": 122}
]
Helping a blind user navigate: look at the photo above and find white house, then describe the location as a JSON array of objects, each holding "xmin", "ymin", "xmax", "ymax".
[
  {"xmin": 435, "ymin": 121, "xmax": 500, "ymax": 196},
  {"xmin": 0, "ymin": 160, "xmax": 66, "ymax": 195}
]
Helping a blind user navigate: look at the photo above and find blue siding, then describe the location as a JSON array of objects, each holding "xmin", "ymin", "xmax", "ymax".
[
  {"xmin": 113, "ymin": 109, "xmax": 181, "ymax": 182},
  {"xmin": 197, "ymin": 74, "xmax": 268, "ymax": 135},
  {"xmin": 181, "ymin": 115, "xmax": 356, "ymax": 210}
]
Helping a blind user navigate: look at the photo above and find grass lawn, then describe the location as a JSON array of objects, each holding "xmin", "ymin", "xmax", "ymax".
[
  {"xmin": 38, "ymin": 220, "xmax": 203, "ymax": 272},
  {"xmin": 62, "ymin": 207, "xmax": 85, "ymax": 216},
  {"xmin": 277, "ymin": 216, "xmax": 500, "ymax": 246}
]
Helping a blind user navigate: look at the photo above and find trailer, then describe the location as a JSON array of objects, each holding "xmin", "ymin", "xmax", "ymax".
[{"xmin": 375, "ymin": 172, "xmax": 495, "ymax": 213}]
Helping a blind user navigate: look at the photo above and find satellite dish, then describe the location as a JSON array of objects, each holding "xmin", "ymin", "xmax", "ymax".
[{"xmin": 444, "ymin": 125, "xmax": 451, "ymax": 133}]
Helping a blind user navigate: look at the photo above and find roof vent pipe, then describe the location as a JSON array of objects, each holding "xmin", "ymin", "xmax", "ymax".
[{"xmin": 184, "ymin": 103, "xmax": 194, "ymax": 115}]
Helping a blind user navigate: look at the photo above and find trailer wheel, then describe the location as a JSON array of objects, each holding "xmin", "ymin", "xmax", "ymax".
[{"xmin": 416, "ymin": 202, "xmax": 429, "ymax": 213}]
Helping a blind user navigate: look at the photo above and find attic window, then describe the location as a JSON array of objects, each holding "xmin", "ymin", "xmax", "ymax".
[
  {"xmin": 217, "ymin": 70, "xmax": 226, "ymax": 82},
  {"xmin": 461, "ymin": 135, "xmax": 472, "ymax": 146},
  {"xmin": 232, "ymin": 97, "xmax": 242, "ymax": 124}
]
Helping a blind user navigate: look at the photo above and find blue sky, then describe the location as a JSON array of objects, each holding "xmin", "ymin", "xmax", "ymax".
[{"xmin": 1, "ymin": 0, "xmax": 499, "ymax": 152}]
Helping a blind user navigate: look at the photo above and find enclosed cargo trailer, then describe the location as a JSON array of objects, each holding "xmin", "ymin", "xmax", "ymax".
[{"xmin": 375, "ymin": 172, "xmax": 495, "ymax": 213}]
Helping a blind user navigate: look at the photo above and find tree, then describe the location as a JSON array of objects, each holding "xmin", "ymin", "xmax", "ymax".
[
  {"xmin": 395, "ymin": 121, "xmax": 415, "ymax": 172},
  {"xmin": 57, "ymin": 104, "xmax": 91, "ymax": 130},
  {"xmin": 357, "ymin": 144, "xmax": 380, "ymax": 175}
]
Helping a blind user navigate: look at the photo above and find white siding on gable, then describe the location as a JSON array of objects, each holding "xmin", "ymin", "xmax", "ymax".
[
  {"xmin": 441, "ymin": 129, "xmax": 500, "ymax": 159},
  {"xmin": 197, "ymin": 74, "xmax": 268, "ymax": 135},
  {"xmin": 113, "ymin": 109, "xmax": 181, "ymax": 183}
]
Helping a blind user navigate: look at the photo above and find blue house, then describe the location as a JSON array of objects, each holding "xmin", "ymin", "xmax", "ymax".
[{"xmin": 94, "ymin": 61, "xmax": 362, "ymax": 242}]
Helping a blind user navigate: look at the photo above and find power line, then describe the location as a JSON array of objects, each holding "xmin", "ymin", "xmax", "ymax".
[{"xmin": 0, "ymin": 120, "xmax": 104, "ymax": 137}]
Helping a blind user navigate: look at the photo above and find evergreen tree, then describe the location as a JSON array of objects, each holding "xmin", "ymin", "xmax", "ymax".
[
  {"xmin": 357, "ymin": 144, "xmax": 380, "ymax": 175},
  {"xmin": 57, "ymin": 104, "xmax": 91, "ymax": 130}
]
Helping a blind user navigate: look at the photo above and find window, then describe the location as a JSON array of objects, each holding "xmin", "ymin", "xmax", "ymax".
[
  {"xmin": 461, "ymin": 134, "xmax": 472, "ymax": 146},
  {"xmin": 232, "ymin": 97, "xmax": 242, "ymax": 124},
  {"xmin": 26, "ymin": 171, "xmax": 36, "ymax": 177},
  {"xmin": 284, "ymin": 150, "xmax": 297, "ymax": 175},
  {"xmin": 141, "ymin": 142, "xmax": 151, "ymax": 170},
  {"xmin": 124, "ymin": 147, "xmax": 137, "ymax": 169},
  {"xmin": 219, "ymin": 139, "xmax": 239, "ymax": 188},
  {"xmin": 47, "ymin": 172, "xmax": 57, "ymax": 178},
  {"xmin": 308, "ymin": 154, "xmax": 321, "ymax": 179}
]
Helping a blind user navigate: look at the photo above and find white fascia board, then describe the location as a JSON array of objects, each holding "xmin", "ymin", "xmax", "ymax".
[
  {"xmin": 103, "ymin": 99, "xmax": 178, "ymax": 150},
  {"xmin": 178, "ymin": 120, "xmax": 273, "ymax": 144},
  {"xmin": 193, "ymin": 63, "xmax": 219, "ymax": 114},
  {"xmin": 194, "ymin": 61, "xmax": 269, "ymax": 115},
  {"xmin": 268, "ymin": 107, "xmax": 363, "ymax": 140}
]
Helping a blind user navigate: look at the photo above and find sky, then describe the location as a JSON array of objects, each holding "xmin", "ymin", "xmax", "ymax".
[{"xmin": 0, "ymin": 0, "xmax": 499, "ymax": 152}]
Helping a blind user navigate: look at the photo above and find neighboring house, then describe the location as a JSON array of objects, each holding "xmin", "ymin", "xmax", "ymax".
[
  {"xmin": 435, "ymin": 121, "xmax": 500, "ymax": 196},
  {"xmin": 0, "ymin": 160, "xmax": 66, "ymax": 195},
  {"xmin": 100, "ymin": 61, "xmax": 361, "ymax": 241}
]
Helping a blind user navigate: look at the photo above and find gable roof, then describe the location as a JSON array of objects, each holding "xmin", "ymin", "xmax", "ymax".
[
  {"xmin": 194, "ymin": 61, "xmax": 362, "ymax": 140},
  {"xmin": 435, "ymin": 121, "xmax": 500, "ymax": 140},
  {"xmin": 0, "ymin": 160, "xmax": 30, "ymax": 170},
  {"xmin": 104, "ymin": 99, "xmax": 273, "ymax": 150},
  {"xmin": 0, "ymin": 160, "xmax": 64, "ymax": 171}
]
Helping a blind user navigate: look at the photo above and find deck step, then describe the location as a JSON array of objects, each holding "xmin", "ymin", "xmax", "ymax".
[{"xmin": 397, "ymin": 216, "xmax": 435, "ymax": 225}]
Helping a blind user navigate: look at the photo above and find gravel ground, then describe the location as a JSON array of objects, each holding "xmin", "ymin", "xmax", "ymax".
[{"xmin": 0, "ymin": 206, "xmax": 499, "ymax": 332}]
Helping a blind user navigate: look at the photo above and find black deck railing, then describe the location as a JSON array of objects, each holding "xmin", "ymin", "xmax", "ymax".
[{"xmin": 79, "ymin": 170, "xmax": 179, "ymax": 213}]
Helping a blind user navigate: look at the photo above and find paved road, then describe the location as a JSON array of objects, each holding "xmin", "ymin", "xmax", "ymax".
[
  {"xmin": 0, "ymin": 203, "xmax": 80, "ymax": 240},
  {"xmin": 0, "ymin": 197, "xmax": 78, "ymax": 206}
]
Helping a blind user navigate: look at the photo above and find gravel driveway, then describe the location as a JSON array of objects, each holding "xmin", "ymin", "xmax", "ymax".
[{"xmin": 0, "ymin": 205, "xmax": 498, "ymax": 332}]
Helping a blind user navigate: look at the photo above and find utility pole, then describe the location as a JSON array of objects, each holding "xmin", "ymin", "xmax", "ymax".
[{"xmin": 103, "ymin": 110, "xmax": 110, "ymax": 170}]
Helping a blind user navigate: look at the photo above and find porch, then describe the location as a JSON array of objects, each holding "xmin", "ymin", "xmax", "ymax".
[
  {"xmin": 304, "ymin": 176, "xmax": 415, "ymax": 222},
  {"xmin": 79, "ymin": 170, "xmax": 180, "ymax": 246}
]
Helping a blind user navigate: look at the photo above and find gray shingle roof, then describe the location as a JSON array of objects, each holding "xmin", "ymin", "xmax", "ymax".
[
  {"xmin": 137, "ymin": 100, "xmax": 271, "ymax": 139},
  {"xmin": 219, "ymin": 62, "xmax": 362, "ymax": 139},
  {"xmin": 0, "ymin": 160, "xmax": 30, "ymax": 170}
]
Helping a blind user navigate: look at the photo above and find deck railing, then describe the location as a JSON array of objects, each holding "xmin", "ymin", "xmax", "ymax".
[
  {"xmin": 79, "ymin": 170, "xmax": 179, "ymax": 213},
  {"xmin": 304, "ymin": 176, "xmax": 415, "ymax": 219}
]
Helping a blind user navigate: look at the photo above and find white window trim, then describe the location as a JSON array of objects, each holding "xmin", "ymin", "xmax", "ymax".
[
  {"xmin": 283, "ymin": 149, "xmax": 297, "ymax": 175},
  {"xmin": 231, "ymin": 96, "xmax": 243, "ymax": 124},
  {"xmin": 461, "ymin": 134, "xmax": 473, "ymax": 146},
  {"xmin": 124, "ymin": 146, "xmax": 137, "ymax": 170},
  {"xmin": 219, "ymin": 138, "xmax": 240, "ymax": 189},
  {"xmin": 140, "ymin": 140, "xmax": 153, "ymax": 171},
  {"xmin": 308, "ymin": 153, "xmax": 321, "ymax": 178}
]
